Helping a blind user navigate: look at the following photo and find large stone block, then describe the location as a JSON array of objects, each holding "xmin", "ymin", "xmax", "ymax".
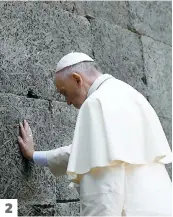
[
  {"xmin": 0, "ymin": 93, "xmax": 77, "ymax": 150},
  {"xmin": 0, "ymin": 93, "xmax": 78, "ymax": 212},
  {"xmin": 58, "ymin": 1, "xmax": 130, "ymax": 29},
  {"xmin": 90, "ymin": 20, "xmax": 147, "ymax": 96},
  {"xmin": 0, "ymin": 2, "xmax": 92, "ymax": 101},
  {"xmin": 142, "ymin": 36, "xmax": 172, "ymax": 119},
  {"xmin": 0, "ymin": 93, "xmax": 56, "ymax": 206},
  {"xmin": 129, "ymin": 1, "xmax": 171, "ymax": 45},
  {"xmin": 55, "ymin": 202, "xmax": 80, "ymax": 216}
]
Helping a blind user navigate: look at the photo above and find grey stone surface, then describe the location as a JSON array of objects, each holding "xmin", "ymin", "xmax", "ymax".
[
  {"xmin": 142, "ymin": 36, "xmax": 172, "ymax": 179},
  {"xmin": 159, "ymin": 116, "xmax": 172, "ymax": 150},
  {"xmin": 0, "ymin": 93, "xmax": 78, "ymax": 214},
  {"xmin": 18, "ymin": 203, "xmax": 55, "ymax": 216},
  {"xmin": 0, "ymin": 1, "xmax": 92, "ymax": 101},
  {"xmin": 56, "ymin": 176, "xmax": 79, "ymax": 201},
  {"xmin": 0, "ymin": 93, "xmax": 56, "ymax": 204},
  {"xmin": 159, "ymin": 115, "xmax": 172, "ymax": 179},
  {"xmin": 142, "ymin": 36, "xmax": 172, "ymax": 119},
  {"xmin": 59, "ymin": 1, "xmax": 130, "ymax": 29},
  {"xmin": 55, "ymin": 202, "xmax": 80, "ymax": 216},
  {"xmin": 0, "ymin": 93, "xmax": 76, "ymax": 153},
  {"xmin": 0, "ymin": 1, "xmax": 171, "ymax": 216},
  {"xmin": 129, "ymin": 1, "xmax": 172, "ymax": 45},
  {"xmin": 90, "ymin": 20, "xmax": 147, "ymax": 97},
  {"xmin": 51, "ymin": 101, "xmax": 78, "ymax": 145},
  {"xmin": 165, "ymin": 163, "xmax": 172, "ymax": 181}
]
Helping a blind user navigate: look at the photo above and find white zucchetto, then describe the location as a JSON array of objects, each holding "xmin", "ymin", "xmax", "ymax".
[{"xmin": 56, "ymin": 52, "xmax": 94, "ymax": 71}]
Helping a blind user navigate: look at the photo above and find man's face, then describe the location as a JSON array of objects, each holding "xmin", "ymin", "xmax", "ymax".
[{"xmin": 55, "ymin": 72, "xmax": 87, "ymax": 109}]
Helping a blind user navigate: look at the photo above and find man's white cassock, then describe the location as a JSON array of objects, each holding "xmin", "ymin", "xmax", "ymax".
[{"xmin": 46, "ymin": 74, "xmax": 172, "ymax": 216}]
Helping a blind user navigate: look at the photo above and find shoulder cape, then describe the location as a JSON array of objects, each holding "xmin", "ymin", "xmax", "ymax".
[{"xmin": 67, "ymin": 78, "xmax": 172, "ymax": 183}]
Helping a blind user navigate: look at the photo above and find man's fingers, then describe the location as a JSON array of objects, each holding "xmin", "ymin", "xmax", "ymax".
[
  {"xmin": 28, "ymin": 126, "xmax": 32, "ymax": 136},
  {"xmin": 18, "ymin": 136, "xmax": 25, "ymax": 148},
  {"xmin": 24, "ymin": 120, "xmax": 33, "ymax": 136},
  {"xmin": 24, "ymin": 120, "xmax": 29, "ymax": 131},
  {"xmin": 19, "ymin": 122, "xmax": 27, "ymax": 139}
]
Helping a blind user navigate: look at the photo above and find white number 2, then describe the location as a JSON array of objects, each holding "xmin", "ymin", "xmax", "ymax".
[
  {"xmin": 5, "ymin": 203, "xmax": 12, "ymax": 213},
  {"xmin": 0, "ymin": 199, "xmax": 17, "ymax": 217}
]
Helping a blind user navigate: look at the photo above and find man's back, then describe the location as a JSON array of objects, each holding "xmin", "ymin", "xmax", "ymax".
[{"xmin": 67, "ymin": 75, "xmax": 172, "ymax": 183}]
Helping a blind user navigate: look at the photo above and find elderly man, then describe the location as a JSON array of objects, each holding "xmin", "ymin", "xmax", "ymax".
[{"xmin": 18, "ymin": 52, "xmax": 172, "ymax": 216}]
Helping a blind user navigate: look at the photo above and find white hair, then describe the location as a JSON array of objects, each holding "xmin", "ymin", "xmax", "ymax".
[{"xmin": 56, "ymin": 61, "xmax": 102, "ymax": 79}]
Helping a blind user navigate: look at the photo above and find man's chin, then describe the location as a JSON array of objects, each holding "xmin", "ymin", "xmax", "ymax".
[{"xmin": 73, "ymin": 104, "xmax": 81, "ymax": 109}]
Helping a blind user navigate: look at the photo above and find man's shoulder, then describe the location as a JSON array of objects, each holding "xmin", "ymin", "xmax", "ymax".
[{"xmin": 83, "ymin": 94, "xmax": 100, "ymax": 107}]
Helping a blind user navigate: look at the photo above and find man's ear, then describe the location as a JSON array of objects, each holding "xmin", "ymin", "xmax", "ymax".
[{"xmin": 72, "ymin": 73, "xmax": 83, "ymax": 87}]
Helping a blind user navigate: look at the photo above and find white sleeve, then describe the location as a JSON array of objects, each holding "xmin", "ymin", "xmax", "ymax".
[
  {"xmin": 33, "ymin": 151, "xmax": 48, "ymax": 166},
  {"xmin": 46, "ymin": 144, "xmax": 72, "ymax": 177}
]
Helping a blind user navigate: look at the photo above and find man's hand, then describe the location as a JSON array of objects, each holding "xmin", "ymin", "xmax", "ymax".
[{"xmin": 18, "ymin": 120, "xmax": 35, "ymax": 160}]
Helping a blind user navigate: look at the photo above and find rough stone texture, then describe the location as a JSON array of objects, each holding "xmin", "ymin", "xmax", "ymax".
[
  {"xmin": 142, "ymin": 36, "xmax": 172, "ymax": 119},
  {"xmin": 90, "ymin": 20, "xmax": 147, "ymax": 96},
  {"xmin": 128, "ymin": 1, "xmax": 172, "ymax": 45},
  {"xmin": 18, "ymin": 203, "xmax": 55, "ymax": 216},
  {"xmin": 141, "ymin": 36, "xmax": 172, "ymax": 180},
  {"xmin": 0, "ymin": 1, "xmax": 172, "ymax": 216},
  {"xmin": 0, "ymin": 93, "xmax": 77, "ymax": 214},
  {"xmin": 165, "ymin": 163, "xmax": 172, "ymax": 181},
  {"xmin": 56, "ymin": 176, "xmax": 79, "ymax": 201},
  {"xmin": 59, "ymin": 1, "xmax": 130, "ymax": 29},
  {"xmin": 55, "ymin": 202, "xmax": 80, "ymax": 216},
  {"xmin": 0, "ymin": 93, "xmax": 56, "ymax": 212},
  {"xmin": 159, "ymin": 116, "xmax": 172, "ymax": 149},
  {"xmin": 0, "ymin": 1, "xmax": 92, "ymax": 101},
  {"xmin": 51, "ymin": 101, "xmax": 78, "ymax": 146},
  {"xmin": 159, "ymin": 115, "xmax": 172, "ymax": 179}
]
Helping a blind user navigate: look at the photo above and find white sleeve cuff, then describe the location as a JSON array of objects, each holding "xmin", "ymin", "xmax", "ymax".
[{"xmin": 33, "ymin": 151, "xmax": 48, "ymax": 166}]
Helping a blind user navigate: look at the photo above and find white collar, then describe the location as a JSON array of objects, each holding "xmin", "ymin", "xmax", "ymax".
[{"xmin": 87, "ymin": 74, "xmax": 113, "ymax": 97}]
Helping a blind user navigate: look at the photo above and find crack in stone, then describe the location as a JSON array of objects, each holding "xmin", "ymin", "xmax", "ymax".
[
  {"xmin": 139, "ymin": 35, "xmax": 148, "ymax": 88},
  {"xmin": 56, "ymin": 199, "xmax": 80, "ymax": 203},
  {"xmin": 33, "ymin": 204, "xmax": 54, "ymax": 208},
  {"xmin": 27, "ymin": 89, "xmax": 39, "ymax": 99},
  {"xmin": 127, "ymin": 25, "xmax": 141, "ymax": 35},
  {"xmin": 0, "ymin": 91, "xmax": 66, "ymax": 104},
  {"xmin": 48, "ymin": 100, "xmax": 53, "ymax": 114},
  {"xmin": 92, "ymin": 49, "xmax": 95, "ymax": 59},
  {"xmin": 141, "ymin": 74, "xmax": 148, "ymax": 86},
  {"xmin": 146, "ymin": 96, "xmax": 150, "ymax": 102},
  {"xmin": 84, "ymin": 14, "xmax": 95, "ymax": 23}
]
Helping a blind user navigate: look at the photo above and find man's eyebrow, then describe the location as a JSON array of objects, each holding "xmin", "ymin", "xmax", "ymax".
[{"xmin": 60, "ymin": 89, "xmax": 66, "ymax": 95}]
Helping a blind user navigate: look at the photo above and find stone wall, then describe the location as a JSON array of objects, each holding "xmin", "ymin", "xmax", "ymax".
[{"xmin": 0, "ymin": 1, "xmax": 171, "ymax": 216}]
